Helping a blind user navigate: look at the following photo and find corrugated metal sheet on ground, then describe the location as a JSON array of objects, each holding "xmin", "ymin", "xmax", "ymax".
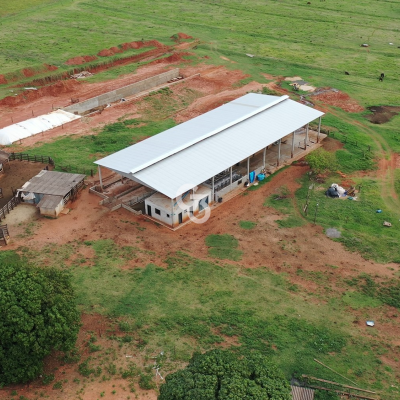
[
  {"xmin": 20, "ymin": 171, "xmax": 85, "ymax": 196},
  {"xmin": 37, "ymin": 194, "xmax": 63, "ymax": 209},
  {"xmin": 96, "ymin": 93, "xmax": 324, "ymax": 199},
  {"xmin": 0, "ymin": 110, "xmax": 81, "ymax": 145},
  {"xmin": 291, "ymin": 385, "xmax": 315, "ymax": 400}
]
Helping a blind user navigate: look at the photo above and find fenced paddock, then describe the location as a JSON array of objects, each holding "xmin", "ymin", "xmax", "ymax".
[{"xmin": 0, "ymin": 197, "xmax": 20, "ymax": 223}]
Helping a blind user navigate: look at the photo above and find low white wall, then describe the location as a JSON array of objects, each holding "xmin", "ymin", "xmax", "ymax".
[{"xmin": 64, "ymin": 69, "xmax": 180, "ymax": 115}]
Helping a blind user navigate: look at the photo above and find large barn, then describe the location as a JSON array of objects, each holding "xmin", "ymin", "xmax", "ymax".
[{"xmin": 95, "ymin": 93, "xmax": 325, "ymax": 228}]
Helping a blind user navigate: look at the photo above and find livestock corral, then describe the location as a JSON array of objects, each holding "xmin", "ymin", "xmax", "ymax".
[{"xmin": 0, "ymin": 1, "xmax": 400, "ymax": 398}]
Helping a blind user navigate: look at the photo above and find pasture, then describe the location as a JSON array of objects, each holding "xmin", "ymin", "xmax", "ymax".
[
  {"xmin": 0, "ymin": 0, "xmax": 399, "ymax": 105},
  {"xmin": 1, "ymin": 0, "xmax": 400, "ymax": 399}
]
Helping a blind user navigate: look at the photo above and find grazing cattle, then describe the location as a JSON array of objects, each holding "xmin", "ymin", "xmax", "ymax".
[
  {"xmin": 345, "ymin": 71, "xmax": 350, "ymax": 75},
  {"xmin": 379, "ymin": 73, "xmax": 385, "ymax": 81}
]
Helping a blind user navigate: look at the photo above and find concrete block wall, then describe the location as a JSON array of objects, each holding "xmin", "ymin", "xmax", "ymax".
[{"xmin": 64, "ymin": 69, "xmax": 180, "ymax": 115}]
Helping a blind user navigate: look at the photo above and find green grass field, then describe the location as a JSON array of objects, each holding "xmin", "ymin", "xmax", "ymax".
[{"xmin": 1, "ymin": 0, "xmax": 400, "ymax": 105}]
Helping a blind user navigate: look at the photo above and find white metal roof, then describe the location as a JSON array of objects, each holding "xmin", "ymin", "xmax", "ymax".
[
  {"xmin": 96, "ymin": 93, "xmax": 324, "ymax": 198},
  {"xmin": 0, "ymin": 110, "xmax": 81, "ymax": 145}
]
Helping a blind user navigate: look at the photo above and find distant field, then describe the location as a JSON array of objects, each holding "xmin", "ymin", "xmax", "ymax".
[
  {"xmin": 0, "ymin": 0, "xmax": 53, "ymax": 16},
  {"xmin": 1, "ymin": 0, "xmax": 399, "ymax": 104}
]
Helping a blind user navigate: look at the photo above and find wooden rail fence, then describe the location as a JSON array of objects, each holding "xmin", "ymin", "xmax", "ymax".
[
  {"xmin": 0, "ymin": 196, "xmax": 20, "ymax": 223},
  {"xmin": 0, "ymin": 224, "xmax": 10, "ymax": 245},
  {"xmin": 9, "ymin": 152, "xmax": 55, "ymax": 166}
]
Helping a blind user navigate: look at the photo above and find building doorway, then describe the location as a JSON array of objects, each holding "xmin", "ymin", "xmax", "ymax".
[
  {"xmin": 147, "ymin": 205, "xmax": 152, "ymax": 216},
  {"xmin": 199, "ymin": 196, "xmax": 209, "ymax": 212},
  {"xmin": 178, "ymin": 212, "xmax": 183, "ymax": 224}
]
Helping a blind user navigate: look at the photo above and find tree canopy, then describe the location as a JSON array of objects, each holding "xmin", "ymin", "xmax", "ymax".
[
  {"xmin": 158, "ymin": 349, "xmax": 291, "ymax": 400},
  {"xmin": 305, "ymin": 148, "xmax": 337, "ymax": 174},
  {"xmin": 0, "ymin": 261, "xmax": 80, "ymax": 384}
]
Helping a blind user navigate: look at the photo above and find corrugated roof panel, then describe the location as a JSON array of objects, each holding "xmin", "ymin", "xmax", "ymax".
[
  {"xmin": 96, "ymin": 94, "xmax": 324, "ymax": 198},
  {"xmin": 20, "ymin": 171, "xmax": 85, "ymax": 196},
  {"xmin": 134, "ymin": 98, "xmax": 323, "ymax": 198},
  {"xmin": 291, "ymin": 386, "xmax": 315, "ymax": 400},
  {"xmin": 95, "ymin": 93, "xmax": 284, "ymax": 174},
  {"xmin": 37, "ymin": 194, "xmax": 63, "ymax": 209}
]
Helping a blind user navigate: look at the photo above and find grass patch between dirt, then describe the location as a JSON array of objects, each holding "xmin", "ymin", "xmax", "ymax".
[
  {"xmin": 239, "ymin": 220, "xmax": 256, "ymax": 230},
  {"xmin": 205, "ymin": 234, "xmax": 243, "ymax": 261}
]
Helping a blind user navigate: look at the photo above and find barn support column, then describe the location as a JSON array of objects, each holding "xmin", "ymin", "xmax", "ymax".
[
  {"xmin": 305, "ymin": 123, "xmax": 309, "ymax": 149},
  {"xmin": 98, "ymin": 166, "xmax": 103, "ymax": 190},
  {"xmin": 317, "ymin": 116, "xmax": 322, "ymax": 143},
  {"xmin": 277, "ymin": 138, "xmax": 281, "ymax": 166},
  {"xmin": 247, "ymin": 157, "xmax": 250, "ymax": 178},
  {"xmin": 212, "ymin": 176, "xmax": 215, "ymax": 202},
  {"xmin": 291, "ymin": 131, "xmax": 295, "ymax": 158},
  {"xmin": 263, "ymin": 147, "xmax": 266, "ymax": 167},
  {"xmin": 171, "ymin": 198, "xmax": 174, "ymax": 228}
]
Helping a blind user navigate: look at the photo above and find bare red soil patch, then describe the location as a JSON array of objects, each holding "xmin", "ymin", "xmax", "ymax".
[
  {"xmin": 0, "ymin": 74, "xmax": 7, "ymax": 84},
  {"xmin": 65, "ymin": 55, "xmax": 98, "ymax": 65},
  {"xmin": 22, "ymin": 68, "xmax": 36, "ymax": 78},
  {"xmin": 313, "ymin": 89, "xmax": 364, "ymax": 113},
  {"xmin": 98, "ymin": 40, "xmax": 165, "ymax": 57},
  {"xmin": 171, "ymin": 32, "xmax": 193, "ymax": 41},
  {"xmin": 0, "ymin": 80, "xmax": 80, "ymax": 107},
  {"xmin": 322, "ymin": 136, "xmax": 344, "ymax": 152}
]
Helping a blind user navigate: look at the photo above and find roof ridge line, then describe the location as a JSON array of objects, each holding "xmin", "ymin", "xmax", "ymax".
[{"xmin": 129, "ymin": 95, "xmax": 289, "ymax": 174}]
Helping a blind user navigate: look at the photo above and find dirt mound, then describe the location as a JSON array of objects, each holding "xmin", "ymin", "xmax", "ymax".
[
  {"xmin": 65, "ymin": 55, "xmax": 98, "ymax": 65},
  {"xmin": 98, "ymin": 40, "xmax": 164, "ymax": 57},
  {"xmin": 313, "ymin": 89, "xmax": 364, "ymax": 113},
  {"xmin": 22, "ymin": 68, "xmax": 36, "ymax": 78},
  {"xmin": 171, "ymin": 32, "xmax": 193, "ymax": 41},
  {"xmin": 0, "ymin": 80, "xmax": 80, "ymax": 107},
  {"xmin": 365, "ymin": 105, "xmax": 400, "ymax": 124},
  {"xmin": 97, "ymin": 48, "xmax": 115, "ymax": 57},
  {"xmin": 150, "ymin": 52, "xmax": 191, "ymax": 65},
  {"xmin": 0, "ymin": 75, "xmax": 7, "ymax": 84},
  {"xmin": 44, "ymin": 64, "xmax": 58, "ymax": 72}
]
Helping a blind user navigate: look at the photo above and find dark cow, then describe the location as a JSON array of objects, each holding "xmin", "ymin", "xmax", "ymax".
[{"xmin": 379, "ymin": 73, "xmax": 385, "ymax": 82}]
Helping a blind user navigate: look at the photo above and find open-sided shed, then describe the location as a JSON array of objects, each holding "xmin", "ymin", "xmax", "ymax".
[{"xmin": 95, "ymin": 93, "xmax": 325, "ymax": 228}]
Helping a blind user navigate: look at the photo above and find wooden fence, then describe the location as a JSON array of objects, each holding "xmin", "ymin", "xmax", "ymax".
[
  {"xmin": 0, "ymin": 224, "xmax": 10, "ymax": 245},
  {"xmin": 9, "ymin": 152, "xmax": 55, "ymax": 166},
  {"xmin": 0, "ymin": 196, "xmax": 20, "ymax": 223}
]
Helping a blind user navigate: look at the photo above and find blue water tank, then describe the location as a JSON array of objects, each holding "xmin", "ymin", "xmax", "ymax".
[{"xmin": 257, "ymin": 174, "xmax": 265, "ymax": 181}]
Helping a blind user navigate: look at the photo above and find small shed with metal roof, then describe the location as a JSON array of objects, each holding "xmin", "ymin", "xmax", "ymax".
[
  {"xmin": 95, "ymin": 93, "xmax": 325, "ymax": 228},
  {"xmin": 18, "ymin": 170, "xmax": 85, "ymax": 217}
]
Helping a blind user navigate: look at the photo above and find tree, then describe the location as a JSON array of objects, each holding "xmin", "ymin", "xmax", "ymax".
[
  {"xmin": 305, "ymin": 148, "xmax": 337, "ymax": 174},
  {"xmin": 158, "ymin": 350, "xmax": 291, "ymax": 400},
  {"xmin": 0, "ymin": 263, "xmax": 80, "ymax": 384}
]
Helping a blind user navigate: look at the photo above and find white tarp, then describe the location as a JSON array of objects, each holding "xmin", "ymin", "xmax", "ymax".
[{"xmin": 0, "ymin": 110, "xmax": 81, "ymax": 145}]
